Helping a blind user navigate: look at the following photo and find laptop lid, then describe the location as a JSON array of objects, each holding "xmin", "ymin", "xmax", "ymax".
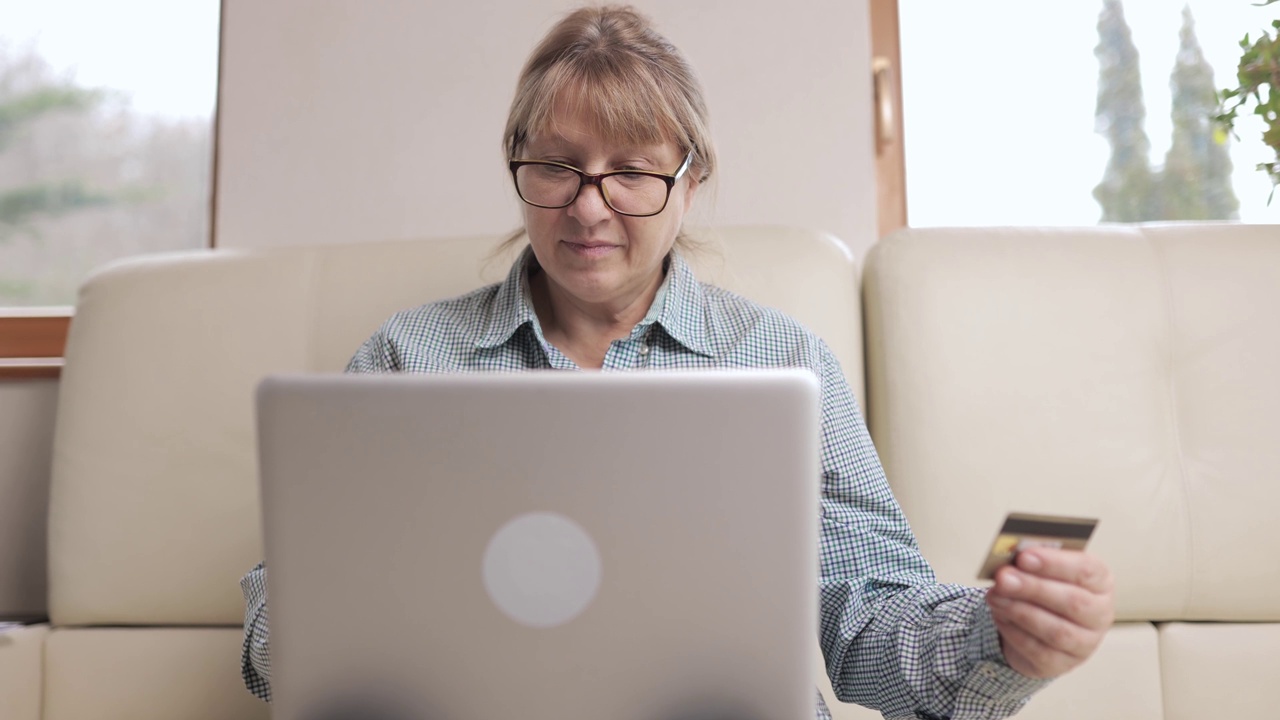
[{"xmin": 257, "ymin": 370, "xmax": 819, "ymax": 720}]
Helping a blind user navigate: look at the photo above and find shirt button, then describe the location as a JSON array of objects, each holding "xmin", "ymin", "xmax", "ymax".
[{"xmin": 639, "ymin": 344, "xmax": 650, "ymax": 355}]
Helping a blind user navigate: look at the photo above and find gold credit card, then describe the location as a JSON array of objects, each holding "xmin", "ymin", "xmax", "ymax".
[{"xmin": 977, "ymin": 512, "xmax": 1098, "ymax": 580}]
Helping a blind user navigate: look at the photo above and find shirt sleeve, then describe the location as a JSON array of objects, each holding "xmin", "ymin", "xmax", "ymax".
[
  {"xmin": 239, "ymin": 320, "xmax": 398, "ymax": 702},
  {"xmin": 240, "ymin": 562, "xmax": 273, "ymax": 702},
  {"xmin": 346, "ymin": 321, "xmax": 401, "ymax": 373},
  {"xmin": 812, "ymin": 343, "xmax": 1049, "ymax": 719}
]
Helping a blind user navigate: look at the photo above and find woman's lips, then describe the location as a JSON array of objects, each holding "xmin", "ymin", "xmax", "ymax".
[{"xmin": 563, "ymin": 240, "xmax": 619, "ymax": 258}]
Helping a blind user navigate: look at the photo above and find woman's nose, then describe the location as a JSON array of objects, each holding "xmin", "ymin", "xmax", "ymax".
[{"xmin": 567, "ymin": 181, "xmax": 613, "ymax": 224}]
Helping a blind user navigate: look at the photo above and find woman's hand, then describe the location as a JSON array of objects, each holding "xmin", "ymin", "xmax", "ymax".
[{"xmin": 985, "ymin": 547, "xmax": 1115, "ymax": 679}]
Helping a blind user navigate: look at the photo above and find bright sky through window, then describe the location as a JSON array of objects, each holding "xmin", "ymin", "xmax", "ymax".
[
  {"xmin": 1, "ymin": 0, "xmax": 219, "ymax": 119},
  {"xmin": 0, "ymin": 0, "xmax": 219, "ymax": 306},
  {"xmin": 902, "ymin": 0, "xmax": 1280, "ymax": 226}
]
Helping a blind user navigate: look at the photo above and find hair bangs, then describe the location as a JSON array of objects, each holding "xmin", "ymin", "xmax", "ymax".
[{"xmin": 517, "ymin": 56, "xmax": 689, "ymax": 156}]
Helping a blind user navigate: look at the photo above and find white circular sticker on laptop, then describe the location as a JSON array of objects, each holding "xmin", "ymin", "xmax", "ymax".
[{"xmin": 482, "ymin": 512, "xmax": 602, "ymax": 628}]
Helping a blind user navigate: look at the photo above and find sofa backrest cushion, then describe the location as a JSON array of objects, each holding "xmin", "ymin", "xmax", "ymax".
[
  {"xmin": 862, "ymin": 224, "xmax": 1280, "ymax": 622},
  {"xmin": 47, "ymin": 226, "xmax": 862, "ymax": 625}
]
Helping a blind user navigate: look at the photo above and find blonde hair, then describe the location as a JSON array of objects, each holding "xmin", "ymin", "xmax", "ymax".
[{"xmin": 500, "ymin": 5, "xmax": 716, "ymax": 250}]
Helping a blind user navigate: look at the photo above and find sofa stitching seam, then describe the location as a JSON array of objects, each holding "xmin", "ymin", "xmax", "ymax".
[{"xmin": 1146, "ymin": 227, "xmax": 1195, "ymax": 620}]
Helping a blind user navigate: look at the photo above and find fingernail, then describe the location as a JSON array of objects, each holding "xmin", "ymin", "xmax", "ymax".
[
  {"xmin": 1001, "ymin": 572, "xmax": 1022, "ymax": 591},
  {"xmin": 1019, "ymin": 553, "xmax": 1043, "ymax": 572}
]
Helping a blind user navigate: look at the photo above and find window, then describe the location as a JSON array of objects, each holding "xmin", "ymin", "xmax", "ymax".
[
  {"xmin": 0, "ymin": 0, "xmax": 219, "ymax": 376},
  {"xmin": 897, "ymin": 0, "xmax": 1280, "ymax": 227}
]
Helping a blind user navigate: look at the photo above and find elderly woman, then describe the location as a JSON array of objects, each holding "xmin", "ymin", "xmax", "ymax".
[{"xmin": 241, "ymin": 6, "xmax": 1115, "ymax": 719}]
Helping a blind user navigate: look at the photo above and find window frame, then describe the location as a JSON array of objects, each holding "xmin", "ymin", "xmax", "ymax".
[
  {"xmin": 0, "ymin": 311, "xmax": 71, "ymax": 379},
  {"xmin": 0, "ymin": 1, "xmax": 224, "ymax": 381}
]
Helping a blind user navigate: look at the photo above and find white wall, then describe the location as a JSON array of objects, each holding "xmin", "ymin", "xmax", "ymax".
[{"xmin": 215, "ymin": 0, "xmax": 877, "ymax": 255}]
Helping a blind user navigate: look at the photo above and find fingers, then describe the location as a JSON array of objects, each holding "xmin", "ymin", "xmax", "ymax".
[
  {"xmin": 990, "ymin": 563, "xmax": 1114, "ymax": 631},
  {"xmin": 1011, "ymin": 547, "xmax": 1114, "ymax": 595},
  {"xmin": 986, "ymin": 549, "xmax": 1116, "ymax": 679},
  {"xmin": 987, "ymin": 591, "xmax": 1098, "ymax": 661},
  {"xmin": 988, "ymin": 606, "xmax": 1079, "ymax": 679}
]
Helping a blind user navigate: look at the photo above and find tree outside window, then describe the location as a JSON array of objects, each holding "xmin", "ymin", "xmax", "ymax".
[
  {"xmin": 899, "ymin": 0, "xmax": 1280, "ymax": 227},
  {"xmin": 0, "ymin": 1, "xmax": 218, "ymax": 307}
]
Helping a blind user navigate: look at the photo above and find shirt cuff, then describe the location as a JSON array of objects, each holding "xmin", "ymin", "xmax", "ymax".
[{"xmin": 954, "ymin": 596, "xmax": 1052, "ymax": 718}]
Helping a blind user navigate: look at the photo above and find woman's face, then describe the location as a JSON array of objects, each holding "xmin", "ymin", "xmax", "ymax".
[{"xmin": 519, "ymin": 108, "xmax": 698, "ymax": 311}]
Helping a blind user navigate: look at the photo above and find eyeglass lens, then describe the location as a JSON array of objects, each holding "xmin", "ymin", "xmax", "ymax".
[{"xmin": 515, "ymin": 165, "xmax": 670, "ymax": 215}]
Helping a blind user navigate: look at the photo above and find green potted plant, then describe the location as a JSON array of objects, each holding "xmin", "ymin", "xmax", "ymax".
[{"xmin": 1217, "ymin": 0, "xmax": 1280, "ymax": 201}]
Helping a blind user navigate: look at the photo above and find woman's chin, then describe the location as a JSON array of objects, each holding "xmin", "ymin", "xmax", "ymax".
[{"xmin": 556, "ymin": 275, "xmax": 624, "ymax": 305}]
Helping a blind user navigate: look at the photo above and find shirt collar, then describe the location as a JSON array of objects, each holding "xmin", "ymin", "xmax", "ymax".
[
  {"xmin": 474, "ymin": 245, "xmax": 714, "ymax": 358},
  {"xmin": 475, "ymin": 246, "xmax": 542, "ymax": 350},
  {"xmin": 650, "ymin": 249, "xmax": 714, "ymax": 357}
]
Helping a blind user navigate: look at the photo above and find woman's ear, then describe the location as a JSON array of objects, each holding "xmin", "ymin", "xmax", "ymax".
[{"xmin": 680, "ymin": 176, "xmax": 699, "ymax": 215}]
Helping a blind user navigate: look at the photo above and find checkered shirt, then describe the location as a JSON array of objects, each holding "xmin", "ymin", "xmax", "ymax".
[{"xmin": 242, "ymin": 247, "xmax": 1049, "ymax": 719}]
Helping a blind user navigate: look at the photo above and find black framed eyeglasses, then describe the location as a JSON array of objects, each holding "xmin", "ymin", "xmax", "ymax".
[{"xmin": 508, "ymin": 151, "xmax": 694, "ymax": 217}]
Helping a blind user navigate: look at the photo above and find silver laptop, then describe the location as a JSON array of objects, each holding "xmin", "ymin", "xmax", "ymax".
[{"xmin": 256, "ymin": 370, "xmax": 819, "ymax": 720}]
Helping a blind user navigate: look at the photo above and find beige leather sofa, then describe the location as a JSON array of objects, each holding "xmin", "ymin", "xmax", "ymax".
[
  {"xmin": 863, "ymin": 224, "xmax": 1280, "ymax": 720},
  {"xmin": 1, "ymin": 224, "xmax": 1276, "ymax": 719}
]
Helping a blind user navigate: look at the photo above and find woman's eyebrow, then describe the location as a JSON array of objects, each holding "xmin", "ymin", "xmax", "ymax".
[
  {"xmin": 522, "ymin": 138, "xmax": 588, "ymax": 158},
  {"xmin": 520, "ymin": 138, "xmax": 667, "ymax": 164},
  {"xmin": 520, "ymin": 142, "xmax": 565, "ymax": 157}
]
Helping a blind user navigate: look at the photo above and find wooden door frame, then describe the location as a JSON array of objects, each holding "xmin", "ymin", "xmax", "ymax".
[{"xmin": 870, "ymin": 0, "xmax": 907, "ymax": 238}]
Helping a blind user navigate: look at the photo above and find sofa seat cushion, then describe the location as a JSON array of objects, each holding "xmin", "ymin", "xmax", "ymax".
[
  {"xmin": 1013, "ymin": 623, "xmax": 1162, "ymax": 720},
  {"xmin": 0, "ymin": 623, "xmax": 48, "ymax": 720},
  {"xmin": 1159, "ymin": 622, "xmax": 1280, "ymax": 720},
  {"xmin": 43, "ymin": 627, "xmax": 268, "ymax": 720}
]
